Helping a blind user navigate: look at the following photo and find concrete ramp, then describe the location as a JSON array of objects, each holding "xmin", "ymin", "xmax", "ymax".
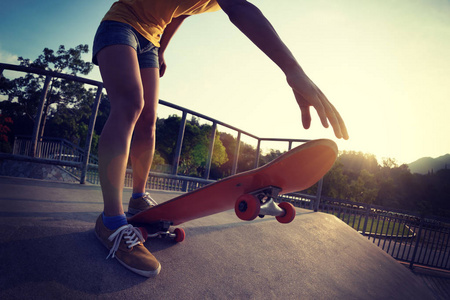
[{"xmin": 0, "ymin": 177, "xmax": 436, "ymax": 299}]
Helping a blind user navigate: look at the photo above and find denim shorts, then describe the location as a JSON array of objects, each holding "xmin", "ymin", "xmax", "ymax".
[{"xmin": 92, "ymin": 20, "xmax": 159, "ymax": 69}]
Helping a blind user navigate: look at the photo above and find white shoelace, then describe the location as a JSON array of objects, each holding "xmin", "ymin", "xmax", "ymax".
[
  {"xmin": 142, "ymin": 193, "xmax": 158, "ymax": 207},
  {"xmin": 106, "ymin": 224, "xmax": 144, "ymax": 259}
]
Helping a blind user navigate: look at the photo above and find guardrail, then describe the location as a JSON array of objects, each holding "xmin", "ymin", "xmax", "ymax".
[
  {"xmin": 1, "ymin": 62, "xmax": 312, "ymax": 181},
  {"xmin": 10, "ymin": 135, "xmax": 217, "ymax": 191},
  {"xmin": 65, "ymin": 165, "xmax": 214, "ymax": 192},
  {"xmin": 13, "ymin": 135, "xmax": 98, "ymax": 165},
  {"xmin": 1, "ymin": 62, "xmax": 103, "ymax": 184},
  {"xmin": 1, "ymin": 62, "xmax": 319, "ymax": 192},
  {"xmin": 278, "ymin": 194, "xmax": 450, "ymax": 271}
]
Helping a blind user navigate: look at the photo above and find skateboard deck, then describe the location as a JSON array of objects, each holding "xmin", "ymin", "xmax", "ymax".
[{"xmin": 128, "ymin": 139, "xmax": 337, "ymax": 241}]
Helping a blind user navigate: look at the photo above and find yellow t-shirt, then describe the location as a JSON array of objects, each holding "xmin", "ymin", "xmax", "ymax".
[{"xmin": 103, "ymin": 0, "xmax": 222, "ymax": 47}]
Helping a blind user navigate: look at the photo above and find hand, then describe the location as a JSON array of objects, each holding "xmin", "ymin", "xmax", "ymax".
[
  {"xmin": 159, "ymin": 50, "xmax": 166, "ymax": 77},
  {"xmin": 287, "ymin": 71, "xmax": 349, "ymax": 140}
]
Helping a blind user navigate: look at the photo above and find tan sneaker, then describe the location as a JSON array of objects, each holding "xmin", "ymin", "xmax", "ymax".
[
  {"xmin": 94, "ymin": 214, "xmax": 161, "ymax": 277},
  {"xmin": 128, "ymin": 193, "xmax": 158, "ymax": 215}
]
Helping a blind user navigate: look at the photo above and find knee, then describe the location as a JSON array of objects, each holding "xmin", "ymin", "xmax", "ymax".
[
  {"xmin": 136, "ymin": 109, "xmax": 157, "ymax": 135},
  {"xmin": 111, "ymin": 89, "xmax": 145, "ymax": 126}
]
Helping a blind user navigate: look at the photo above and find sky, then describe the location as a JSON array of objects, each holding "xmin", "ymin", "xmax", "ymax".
[{"xmin": 1, "ymin": 0, "xmax": 449, "ymax": 164}]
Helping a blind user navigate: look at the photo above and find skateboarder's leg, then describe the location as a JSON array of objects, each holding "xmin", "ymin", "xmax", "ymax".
[
  {"xmin": 128, "ymin": 68, "xmax": 159, "ymax": 214},
  {"xmin": 97, "ymin": 44, "xmax": 144, "ymax": 218},
  {"xmin": 130, "ymin": 67, "xmax": 159, "ymax": 196},
  {"xmin": 94, "ymin": 44, "xmax": 161, "ymax": 277}
]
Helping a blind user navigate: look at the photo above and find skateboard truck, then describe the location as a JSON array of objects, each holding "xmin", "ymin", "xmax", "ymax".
[
  {"xmin": 138, "ymin": 221, "xmax": 186, "ymax": 243},
  {"xmin": 234, "ymin": 186, "xmax": 296, "ymax": 224}
]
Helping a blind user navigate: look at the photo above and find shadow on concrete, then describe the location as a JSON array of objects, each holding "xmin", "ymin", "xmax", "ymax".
[{"xmin": 0, "ymin": 226, "xmax": 149, "ymax": 296}]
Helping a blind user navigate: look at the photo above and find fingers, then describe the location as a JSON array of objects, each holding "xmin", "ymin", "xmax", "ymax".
[
  {"xmin": 159, "ymin": 62, "xmax": 166, "ymax": 77},
  {"xmin": 316, "ymin": 87, "xmax": 349, "ymax": 140},
  {"xmin": 329, "ymin": 102, "xmax": 349, "ymax": 140},
  {"xmin": 158, "ymin": 51, "xmax": 166, "ymax": 77},
  {"xmin": 293, "ymin": 87, "xmax": 349, "ymax": 140},
  {"xmin": 300, "ymin": 105, "xmax": 312, "ymax": 129},
  {"xmin": 295, "ymin": 90, "xmax": 329, "ymax": 131},
  {"xmin": 321, "ymin": 98, "xmax": 349, "ymax": 140},
  {"xmin": 294, "ymin": 93, "xmax": 311, "ymax": 129},
  {"xmin": 315, "ymin": 98, "xmax": 330, "ymax": 129}
]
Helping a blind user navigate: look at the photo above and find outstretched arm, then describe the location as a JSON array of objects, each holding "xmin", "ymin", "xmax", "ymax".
[
  {"xmin": 158, "ymin": 15, "xmax": 190, "ymax": 77},
  {"xmin": 217, "ymin": 0, "xmax": 349, "ymax": 139}
]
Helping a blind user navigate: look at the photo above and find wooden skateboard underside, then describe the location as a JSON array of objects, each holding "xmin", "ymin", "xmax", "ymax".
[{"xmin": 128, "ymin": 139, "xmax": 337, "ymax": 227}]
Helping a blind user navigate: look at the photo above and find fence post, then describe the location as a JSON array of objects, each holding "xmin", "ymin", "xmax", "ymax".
[
  {"xmin": 409, "ymin": 216, "xmax": 424, "ymax": 269},
  {"xmin": 59, "ymin": 139, "xmax": 63, "ymax": 159},
  {"xmin": 80, "ymin": 85, "xmax": 103, "ymax": 184},
  {"xmin": 204, "ymin": 122, "xmax": 217, "ymax": 180},
  {"xmin": 362, "ymin": 205, "xmax": 371, "ymax": 236},
  {"xmin": 30, "ymin": 76, "xmax": 52, "ymax": 157},
  {"xmin": 254, "ymin": 139, "xmax": 261, "ymax": 169},
  {"xmin": 172, "ymin": 111, "xmax": 187, "ymax": 175},
  {"xmin": 182, "ymin": 180, "xmax": 188, "ymax": 192},
  {"xmin": 314, "ymin": 178, "xmax": 324, "ymax": 212},
  {"xmin": 12, "ymin": 136, "xmax": 18, "ymax": 154},
  {"xmin": 231, "ymin": 131, "xmax": 241, "ymax": 175}
]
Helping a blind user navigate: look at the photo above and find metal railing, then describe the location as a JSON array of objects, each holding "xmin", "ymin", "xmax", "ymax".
[
  {"xmin": 13, "ymin": 135, "xmax": 98, "ymax": 165},
  {"xmin": 11, "ymin": 135, "xmax": 216, "ymax": 191},
  {"xmin": 157, "ymin": 99, "xmax": 311, "ymax": 179},
  {"xmin": 0, "ymin": 62, "xmax": 103, "ymax": 184},
  {"xmin": 1, "ymin": 63, "xmax": 312, "ymax": 181},
  {"xmin": 1, "ymin": 62, "xmax": 317, "ymax": 191},
  {"xmin": 278, "ymin": 194, "xmax": 450, "ymax": 271}
]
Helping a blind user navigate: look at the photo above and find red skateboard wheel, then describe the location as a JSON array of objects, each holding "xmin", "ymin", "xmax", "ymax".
[
  {"xmin": 276, "ymin": 202, "xmax": 296, "ymax": 224},
  {"xmin": 174, "ymin": 228, "xmax": 185, "ymax": 243},
  {"xmin": 235, "ymin": 194, "xmax": 260, "ymax": 221}
]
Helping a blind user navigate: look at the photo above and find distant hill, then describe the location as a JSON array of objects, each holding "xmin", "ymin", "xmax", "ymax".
[{"xmin": 408, "ymin": 154, "xmax": 450, "ymax": 174}]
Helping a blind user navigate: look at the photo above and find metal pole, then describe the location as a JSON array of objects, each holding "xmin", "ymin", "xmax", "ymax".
[
  {"xmin": 314, "ymin": 178, "xmax": 323, "ymax": 212},
  {"xmin": 204, "ymin": 122, "xmax": 217, "ymax": 180},
  {"xmin": 172, "ymin": 111, "xmax": 187, "ymax": 175},
  {"xmin": 30, "ymin": 76, "xmax": 52, "ymax": 157},
  {"xmin": 409, "ymin": 216, "xmax": 424, "ymax": 270},
  {"xmin": 362, "ymin": 205, "xmax": 371, "ymax": 237},
  {"xmin": 231, "ymin": 131, "xmax": 241, "ymax": 175},
  {"xmin": 254, "ymin": 139, "xmax": 261, "ymax": 168},
  {"xmin": 80, "ymin": 85, "xmax": 103, "ymax": 184}
]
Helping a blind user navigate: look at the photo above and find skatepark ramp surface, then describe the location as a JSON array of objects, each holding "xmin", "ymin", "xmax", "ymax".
[{"xmin": 0, "ymin": 176, "xmax": 446, "ymax": 299}]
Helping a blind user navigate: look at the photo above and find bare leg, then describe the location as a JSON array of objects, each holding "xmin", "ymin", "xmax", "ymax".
[
  {"xmin": 130, "ymin": 68, "xmax": 159, "ymax": 194},
  {"xmin": 96, "ymin": 45, "xmax": 144, "ymax": 217}
]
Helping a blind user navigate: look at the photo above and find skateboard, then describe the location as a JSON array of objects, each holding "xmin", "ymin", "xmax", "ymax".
[{"xmin": 128, "ymin": 138, "xmax": 338, "ymax": 242}]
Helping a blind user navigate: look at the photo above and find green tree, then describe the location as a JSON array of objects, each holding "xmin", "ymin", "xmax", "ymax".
[
  {"xmin": 155, "ymin": 115, "xmax": 180, "ymax": 164},
  {"xmin": 338, "ymin": 151, "xmax": 379, "ymax": 181},
  {"xmin": 215, "ymin": 132, "xmax": 259, "ymax": 178},
  {"xmin": 216, "ymin": 132, "xmax": 237, "ymax": 177},
  {"xmin": 155, "ymin": 115, "xmax": 228, "ymax": 177},
  {"xmin": 319, "ymin": 160, "xmax": 349, "ymax": 198},
  {"xmin": 0, "ymin": 45, "xmax": 95, "ymax": 149},
  {"xmin": 347, "ymin": 169, "xmax": 379, "ymax": 203},
  {"xmin": 0, "ymin": 114, "xmax": 13, "ymax": 153},
  {"xmin": 260, "ymin": 149, "xmax": 284, "ymax": 166},
  {"xmin": 237, "ymin": 142, "xmax": 257, "ymax": 173},
  {"xmin": 18, "ymin": 45, "xmax": 93, "ymax": 138}
]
